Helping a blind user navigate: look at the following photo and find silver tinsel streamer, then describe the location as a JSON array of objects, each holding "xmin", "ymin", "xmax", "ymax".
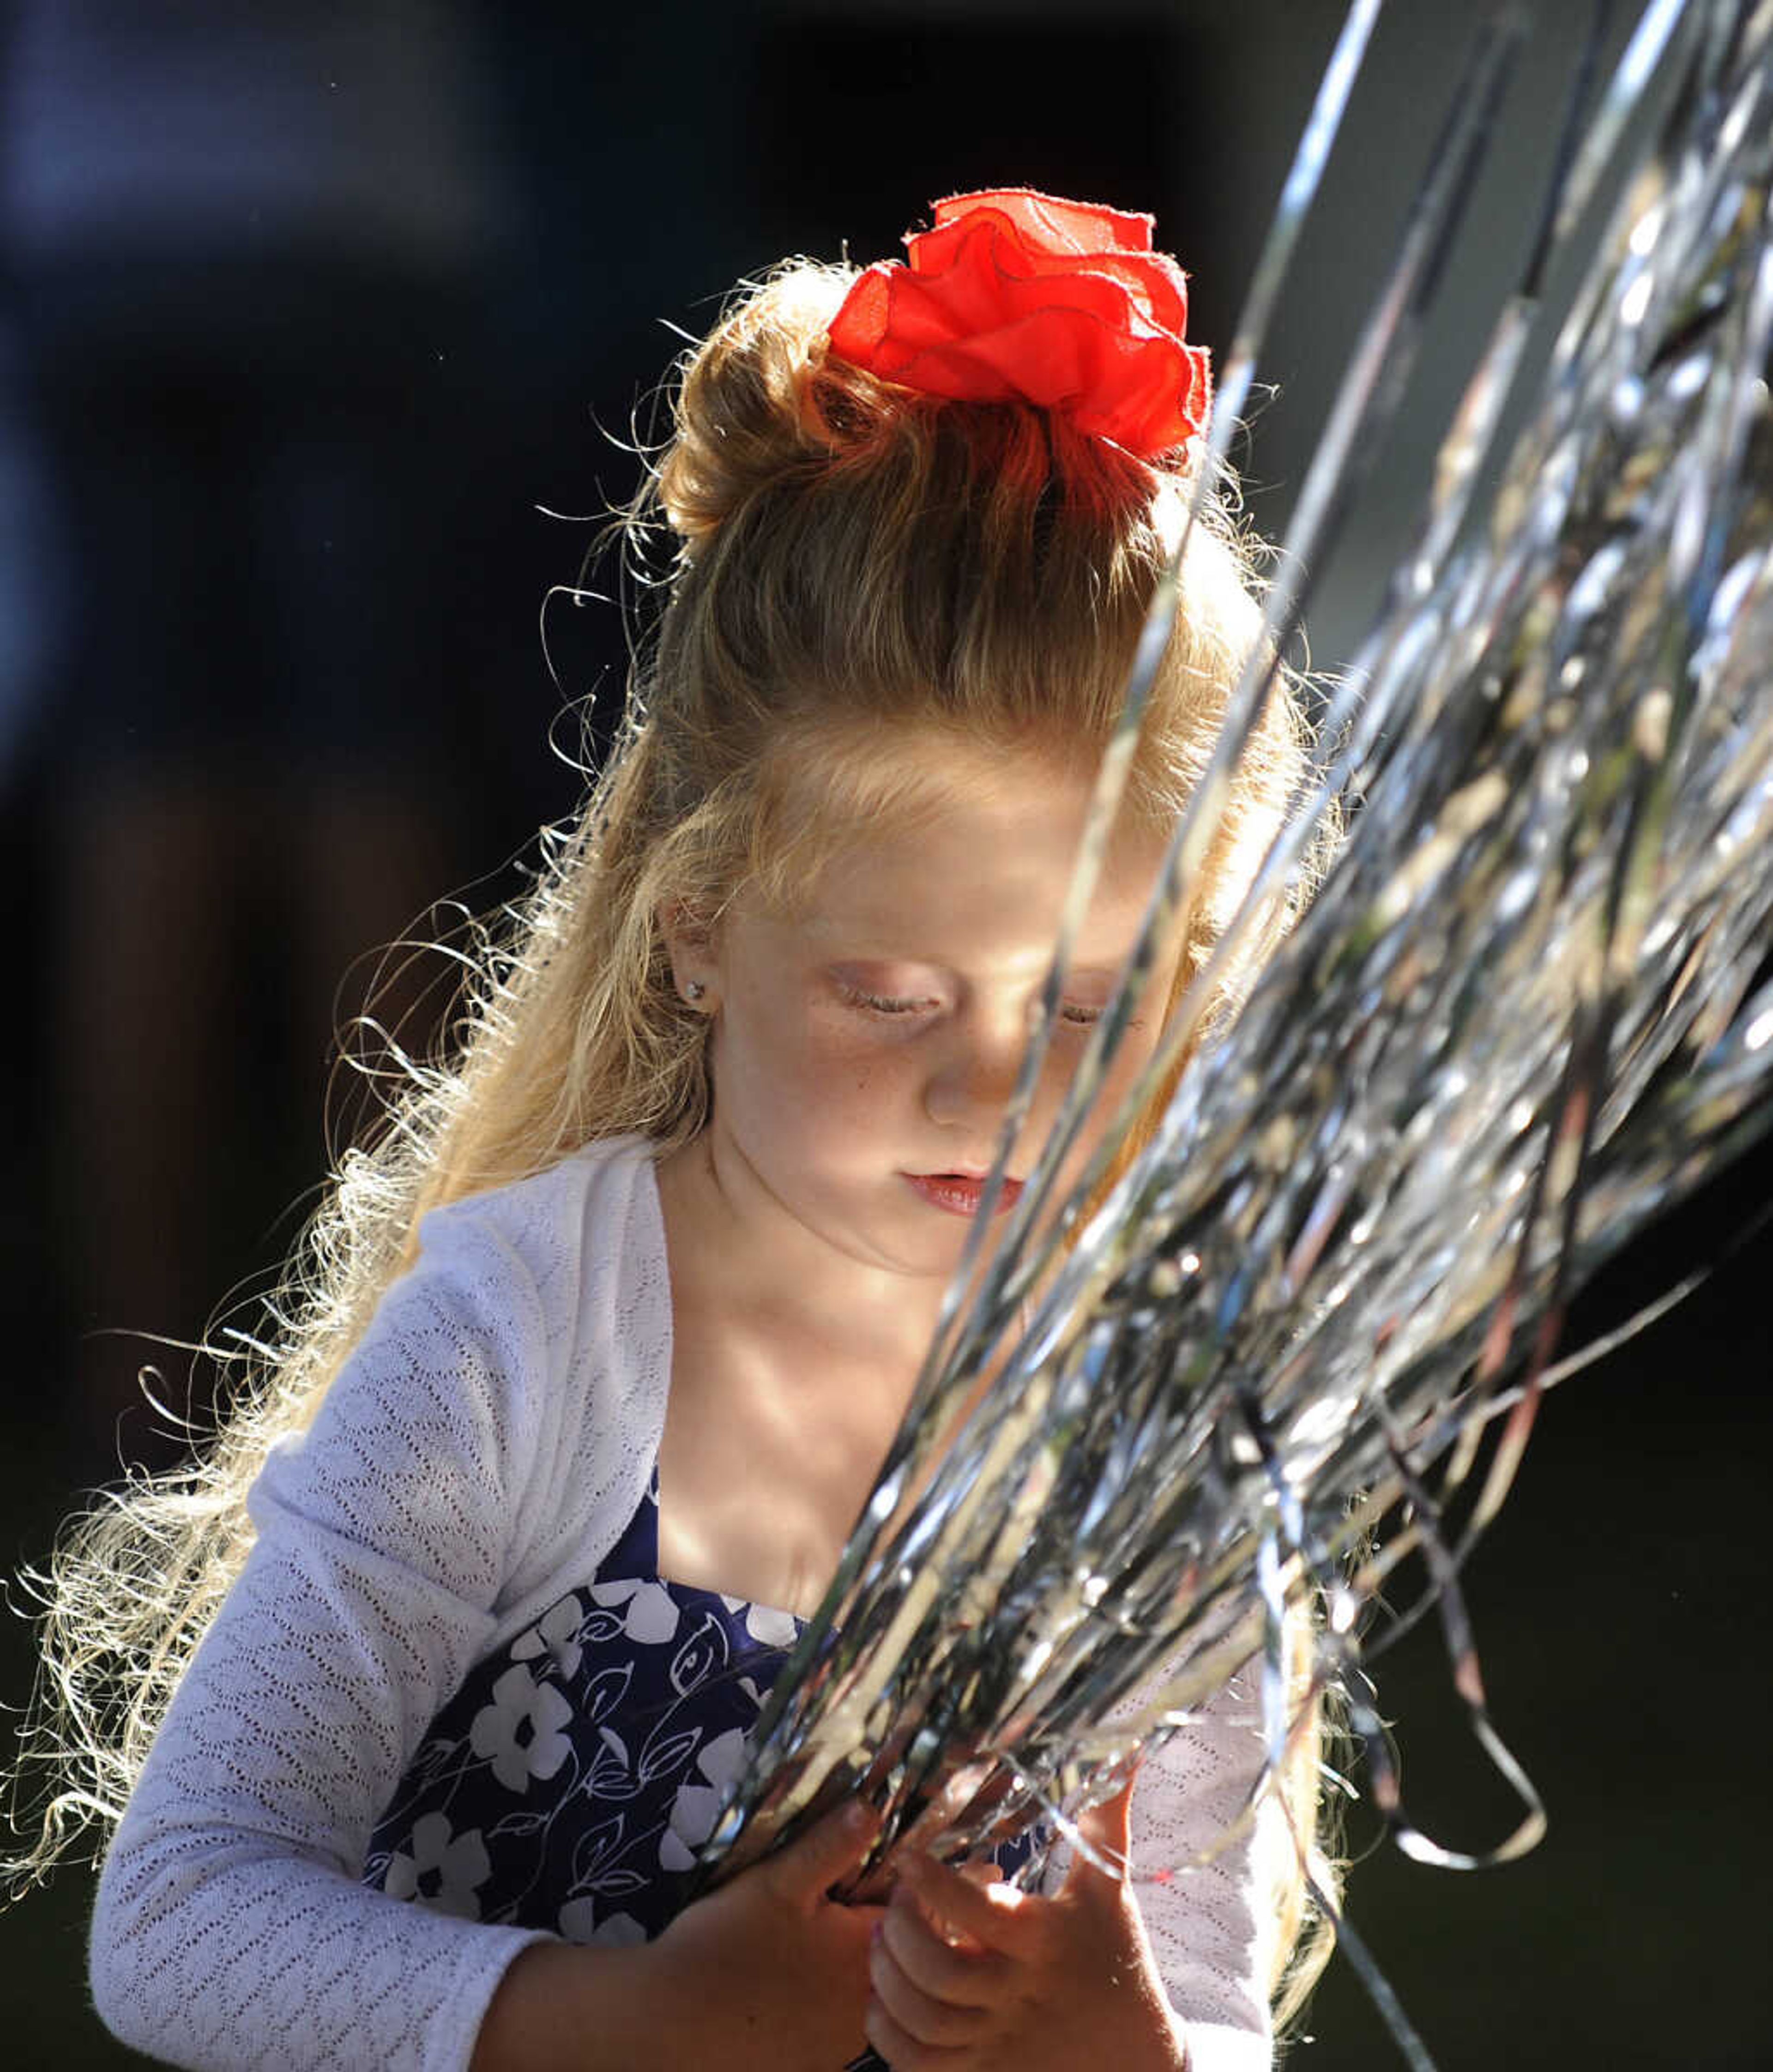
[{"xmin": 702, "ymin": 0, "xmax": 1773, "ymax": 2054}]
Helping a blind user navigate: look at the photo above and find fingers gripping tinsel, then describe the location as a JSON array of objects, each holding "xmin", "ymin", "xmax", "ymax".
[{"xmin": 701, "ymin": 0, "xmax": 1773, "ymax": 2024}]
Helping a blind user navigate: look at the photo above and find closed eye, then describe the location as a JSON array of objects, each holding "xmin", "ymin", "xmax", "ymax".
[{"xmin": 836, "ymin": 982, "xmax": 941, "ymax": 1017}]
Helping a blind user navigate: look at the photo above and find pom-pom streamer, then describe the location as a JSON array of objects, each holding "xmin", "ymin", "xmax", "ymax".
[{"xmin": 700, "ymin": 4, "xmax": 1773, "ymax": 2060}]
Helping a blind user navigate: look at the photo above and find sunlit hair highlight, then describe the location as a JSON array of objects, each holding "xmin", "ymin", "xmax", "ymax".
[{"xmin": 8, "ymin": 258, "xmax": 1335, "ymax": 2008}]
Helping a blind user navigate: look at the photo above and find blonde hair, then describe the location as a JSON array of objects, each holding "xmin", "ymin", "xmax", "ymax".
[{"xmin": 9, "ymin": 260, "xmax": 1336, "ymax": 2005}]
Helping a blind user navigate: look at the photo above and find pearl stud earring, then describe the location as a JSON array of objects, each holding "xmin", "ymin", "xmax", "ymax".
[{"xmin": 684, "ymin": 980, "xmax": 707, "ymax": 1003}]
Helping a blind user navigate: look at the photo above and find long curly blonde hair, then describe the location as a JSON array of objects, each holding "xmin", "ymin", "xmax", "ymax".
[{"xmin": 9, "ymin": 259, "xmax": 1337, "ymax": 1998}]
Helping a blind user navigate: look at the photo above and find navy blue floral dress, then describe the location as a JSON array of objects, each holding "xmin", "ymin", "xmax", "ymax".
[
  {"xmin": 363, "ymin": 1470, "xmax": 811, "ymax": 1946},
  {"xmin": 365, "ymin": 1468, "xmax": 1046, "ymax": 2068}
]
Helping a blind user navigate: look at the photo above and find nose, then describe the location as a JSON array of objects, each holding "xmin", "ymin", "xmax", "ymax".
[{"xmin": 921, "ymin": 1006, "xmax": 1028, "ymax": 1136}]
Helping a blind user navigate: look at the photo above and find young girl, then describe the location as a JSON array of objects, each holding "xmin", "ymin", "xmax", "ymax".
[{"xmin": 25, "ymin": 191, "xmax": 1328, "ymax": 2070}]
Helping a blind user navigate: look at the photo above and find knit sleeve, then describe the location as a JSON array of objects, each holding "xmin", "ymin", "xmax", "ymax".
[
  {"xmin": 1130, "ymin": 1665, "xmax": 1276, "ymax": 2072},
  {"xmin": 1040, "ymin": 1663, "xmax": 1275, "ymax": 2072},
  {"xmin": 88, "ymin": 1204, "xmax": 567, "ymax": 2072}
]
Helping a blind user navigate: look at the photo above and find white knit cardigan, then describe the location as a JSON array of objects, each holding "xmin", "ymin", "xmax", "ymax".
[{"xmin": 89, "ymin": 1135, "xmax": 1273, "ymax": 2071}]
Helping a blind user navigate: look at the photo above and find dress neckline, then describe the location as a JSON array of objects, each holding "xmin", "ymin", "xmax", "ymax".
[{"xmin": 608, "ymin": 1465, "xmax": 805, "ymax": 1632}]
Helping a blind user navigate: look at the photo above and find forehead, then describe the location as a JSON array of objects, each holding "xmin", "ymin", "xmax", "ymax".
[{"xmin": 753, "ymin": 732, "xmax": 1168, "ymax": 956}]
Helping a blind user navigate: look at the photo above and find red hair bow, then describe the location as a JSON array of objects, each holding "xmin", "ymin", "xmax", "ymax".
[{"xmin": 826, "ymin": 189, "xmax": 1212, "ymax": 459}]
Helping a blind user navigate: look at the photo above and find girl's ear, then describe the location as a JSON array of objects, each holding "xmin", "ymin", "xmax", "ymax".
[{"xmin": 659, "ymin": 899, "xmax": 720, "ymax": 1012}]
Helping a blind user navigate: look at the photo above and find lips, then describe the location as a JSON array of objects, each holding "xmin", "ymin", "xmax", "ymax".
[{"xmin": 902, "ymin": 1171, "xmax": 1024, "ymax": 1217}]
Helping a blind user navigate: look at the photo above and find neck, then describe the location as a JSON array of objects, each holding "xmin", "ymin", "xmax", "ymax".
[{"xmin": 653, "ymin": 1131, "xmax": 954, "ymax": 1381}]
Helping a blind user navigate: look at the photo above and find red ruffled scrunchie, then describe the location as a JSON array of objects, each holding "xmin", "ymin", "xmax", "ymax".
[{"xmin": 826, "ymin": 189, "xmax": 1212, "ymax": 459}]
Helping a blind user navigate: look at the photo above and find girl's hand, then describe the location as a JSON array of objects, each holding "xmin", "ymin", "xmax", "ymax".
[
  {"xmin": 474, "ymin": 1800, "xmax": 881, "ymax": 2071},
  {"xmin": 863, "ymin": 1783, "xmax": 1188, "ymax": 2072},
  {"xmin": 642, "ymin": 1798, "xmax": 884, "ymax": 2070}
]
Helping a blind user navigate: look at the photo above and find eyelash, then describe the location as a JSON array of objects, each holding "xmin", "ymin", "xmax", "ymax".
[
  {"xmin": 836, "ymin": 984, "xmax": 1105, "ymax": 1027},
  {"xmin": 838, "ymin": 985, "xmax": 937, "ymax": 1018}
]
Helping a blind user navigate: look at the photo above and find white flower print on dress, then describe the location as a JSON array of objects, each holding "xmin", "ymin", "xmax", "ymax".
[
  {"xmin": 469, "ymin": 1662, "xmax": 574, "ymax": 1794},
  {"xmin": 511, "ymin": 1594, "xmax": 585, "ymax": 1680},
  {"xmin": 382, "ymin": 1812, "xmax": 491, "ymax": 1920},
  {"xmin": 742, "ymin": 1602, "xmax": 799, "ymax": 1648},
  {"xmin": 591, "ymin": 1574, "xmax": 680, "ymax": 1645},
  {"xmin": 658, "ymin": 1725, "xmax": 751, "ymax": 1873},
  {"xmin": 558, "ymin": 1899, "xmax": 648, "ymax": 1946}
]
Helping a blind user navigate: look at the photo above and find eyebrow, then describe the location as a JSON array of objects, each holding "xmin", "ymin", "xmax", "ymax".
[{"xmin": 817, "ymin": 942, "xmax": 1134, "ymax": 982}]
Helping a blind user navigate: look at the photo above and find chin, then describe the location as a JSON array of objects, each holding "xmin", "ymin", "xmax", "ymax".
[{"xmin": 849, "ymin": 1213, "xmax": 975, "ymax": 1281}]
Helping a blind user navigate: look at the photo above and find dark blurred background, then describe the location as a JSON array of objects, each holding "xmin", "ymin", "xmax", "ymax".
[{"xmin": 0, "ymin": 3, "xmax": 1766, "ymax": 2067}]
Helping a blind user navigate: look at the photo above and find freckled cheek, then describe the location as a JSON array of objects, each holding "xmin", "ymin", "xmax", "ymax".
[
  {"xmin": 714, "ymin": 995, "xmax": 826, "ymax": 1129},
  {"xmin": 1041, "ymin": 1018, "xmax": 1165, "ymax": 1151},
  {"xmin": 1113, "ymin": 1011, "xmax": 1167, "ymax": 1086},
  {"xmin": 795, "ymin": 1022, "xmax": 911, "ymax": 1126},
  {"xmin": 838, "ymin": 1049, "xmax": 909, "ymax": 1116}
]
